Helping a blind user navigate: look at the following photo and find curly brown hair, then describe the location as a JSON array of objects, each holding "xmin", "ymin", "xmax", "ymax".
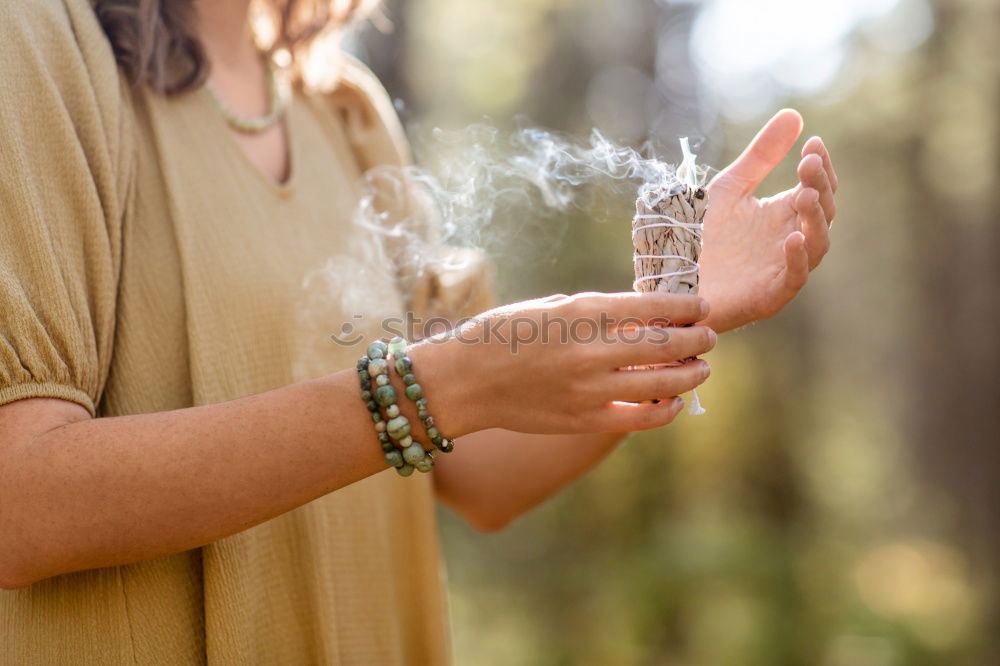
[{"xmin": 93, "ymin": 0, "xmax": 377, "ymax": 95}]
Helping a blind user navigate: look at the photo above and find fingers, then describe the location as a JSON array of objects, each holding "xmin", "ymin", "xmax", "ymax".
[
  {"xmin": 781, "ymin": 231, "xmax": 809, "ymax": 296},
  {"xmin": 717, "ymin": 108, "xmax": 803, "ymax": 196},
  {"xmin": 595, "ymin": 397, "xmax": 688, "ymax": 433},
  {"xmin": 565, "ymin": 291, "xmax": 709, "ymax": 327},
  {"xmin": 606, "ymin": 359, "xmax": 710, "ymax": 403},
  {"xmin": 802, "ymin": 136, "xmax": 838, "ymax": 193},
  {"xmin": 793, "ymin": 188, "xmax": 830, "ymax": 270},
  {"xmin": 604, "ymin": 325, "xmax": 717, "ymax": 367},
  {"xmin": 797, "ymin": 153, "xmax": 837, "ymax": 222}
]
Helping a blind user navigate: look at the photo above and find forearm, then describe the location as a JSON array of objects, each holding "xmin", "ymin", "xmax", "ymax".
[
  {"xmin": 0, "ymin": 290, "xmax": 714, "ymax": 585},
  {"xmin": 0, "ymin": 371, "xmax": 385, "ymax": 588},
  {"xmin": 433, "ymin": 428, "xmax": 626, "ymax": 531}
]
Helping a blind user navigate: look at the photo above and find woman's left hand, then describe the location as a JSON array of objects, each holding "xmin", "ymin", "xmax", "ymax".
[{"xmin": 697, "ymin": 109, "xmax": 838, "ymax": 333}]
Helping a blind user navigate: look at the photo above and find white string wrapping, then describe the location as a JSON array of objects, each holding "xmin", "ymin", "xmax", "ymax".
[{"xmin": 631, "ymin": 138, "xmax": 707, "ymax": 415}]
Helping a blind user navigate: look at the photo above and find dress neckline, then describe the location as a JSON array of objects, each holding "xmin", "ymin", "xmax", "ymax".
[{"xmin": 197, "ymin": 84, "xmax": 299, "ymax": 199}]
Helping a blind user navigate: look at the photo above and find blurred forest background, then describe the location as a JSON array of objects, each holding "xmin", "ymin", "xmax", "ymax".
[{"xmin": 351, "ymin": 0, "xmax": 999, "ymax": 663}]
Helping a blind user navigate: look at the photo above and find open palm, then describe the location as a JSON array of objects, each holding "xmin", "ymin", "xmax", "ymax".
[{"xmin": 698, "ymin": 109, "xmax": 838, "ymax": 333}]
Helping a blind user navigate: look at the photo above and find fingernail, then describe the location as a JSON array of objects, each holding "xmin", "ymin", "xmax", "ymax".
[
  {"xmin": 701, "ymin": 362, "xmax": 711, "ymax": 379},
  {"xmin": 673, "ymin": 397, "xmax": 685, "ymax": 410},
  {"xmin": 699, "ymin": 300, "xmax": 709, "ymax": 319},
  {"xmin": 707, "ymin": 329, "xmax": 717, "ymax": 346}
]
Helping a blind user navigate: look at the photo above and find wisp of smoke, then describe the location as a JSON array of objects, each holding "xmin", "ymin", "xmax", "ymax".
[{"xmin": 351, "ymin": 123, "xmax": 711, "ymax": 290}]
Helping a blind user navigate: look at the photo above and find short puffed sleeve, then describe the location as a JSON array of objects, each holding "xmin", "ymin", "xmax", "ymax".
[{"xmin": 0, "ymin": 0, "xmax": 132, "ymax": 415}]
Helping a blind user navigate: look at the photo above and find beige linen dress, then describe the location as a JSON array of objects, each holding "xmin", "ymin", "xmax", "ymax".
[{"xmin": 0, "ymin": 1, "xmax": 490, "ymax": 663}]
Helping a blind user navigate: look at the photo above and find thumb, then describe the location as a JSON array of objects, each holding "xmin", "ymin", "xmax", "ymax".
[{"xmin": 716, "ymin": 109, "xmax": 803, "ymax": 196}]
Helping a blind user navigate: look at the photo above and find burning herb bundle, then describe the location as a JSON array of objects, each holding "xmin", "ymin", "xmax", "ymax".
[{"xmin": 631, "ymin": 138, "xmax": 707, "ymax": 415}]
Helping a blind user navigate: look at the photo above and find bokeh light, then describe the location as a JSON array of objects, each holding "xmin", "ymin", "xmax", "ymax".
[{"xmin": 689, "ymin": 0, "xmax": 934, "ymax": 120}]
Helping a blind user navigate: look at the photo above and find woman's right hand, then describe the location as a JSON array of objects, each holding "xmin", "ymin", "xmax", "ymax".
[{"xmin": 408, "ymin": 291, "xmax": 716, "ymax": 437}]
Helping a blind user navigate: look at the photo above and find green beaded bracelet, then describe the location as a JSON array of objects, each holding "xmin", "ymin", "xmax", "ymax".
[
  {"xmin": 359, "ymin": 341, "xmax": 436, "ymax": 476},
  {"xmin": 387, "ymin": 336, "xmax": 455, "ymax": 453},
  {"xmin": 357, "ymin": 354, "xmax": 394, "ymax": 455}
]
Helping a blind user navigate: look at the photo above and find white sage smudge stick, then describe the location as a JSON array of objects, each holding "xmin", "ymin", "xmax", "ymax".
[{"xmin": 631, "ymin": 138, "xmax": 708, "ymax": 415}]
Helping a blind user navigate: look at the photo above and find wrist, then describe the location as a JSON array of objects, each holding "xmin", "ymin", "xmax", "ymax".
[
  {"xmin": 404, "ymin": 337, "xmax": 488, "ymax": 439},
  {"xmin": 698, "ymin": 306, "xmax": 744, "ymax": 334}
]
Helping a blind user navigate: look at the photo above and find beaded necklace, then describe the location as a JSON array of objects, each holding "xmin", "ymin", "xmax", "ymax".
[{"xmin": 206, "ymin": 58, "xmax": 288, "ymax": 135}]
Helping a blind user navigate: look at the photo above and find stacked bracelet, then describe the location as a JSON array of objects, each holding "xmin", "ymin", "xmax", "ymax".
[
  {"xmin": 358, "ymin": 340, "xmax": 433, "ymax": 476},
  {"xmin": 356, "ymin": 353, "xmax": 397, "ymax": 461},
  {"xmin": 387, "ymin": 336, "xmax": 455, "ymax": 453},
  {"xmin": 358, "ymin": 337, "xmax": 455, "ymax": 477}
]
